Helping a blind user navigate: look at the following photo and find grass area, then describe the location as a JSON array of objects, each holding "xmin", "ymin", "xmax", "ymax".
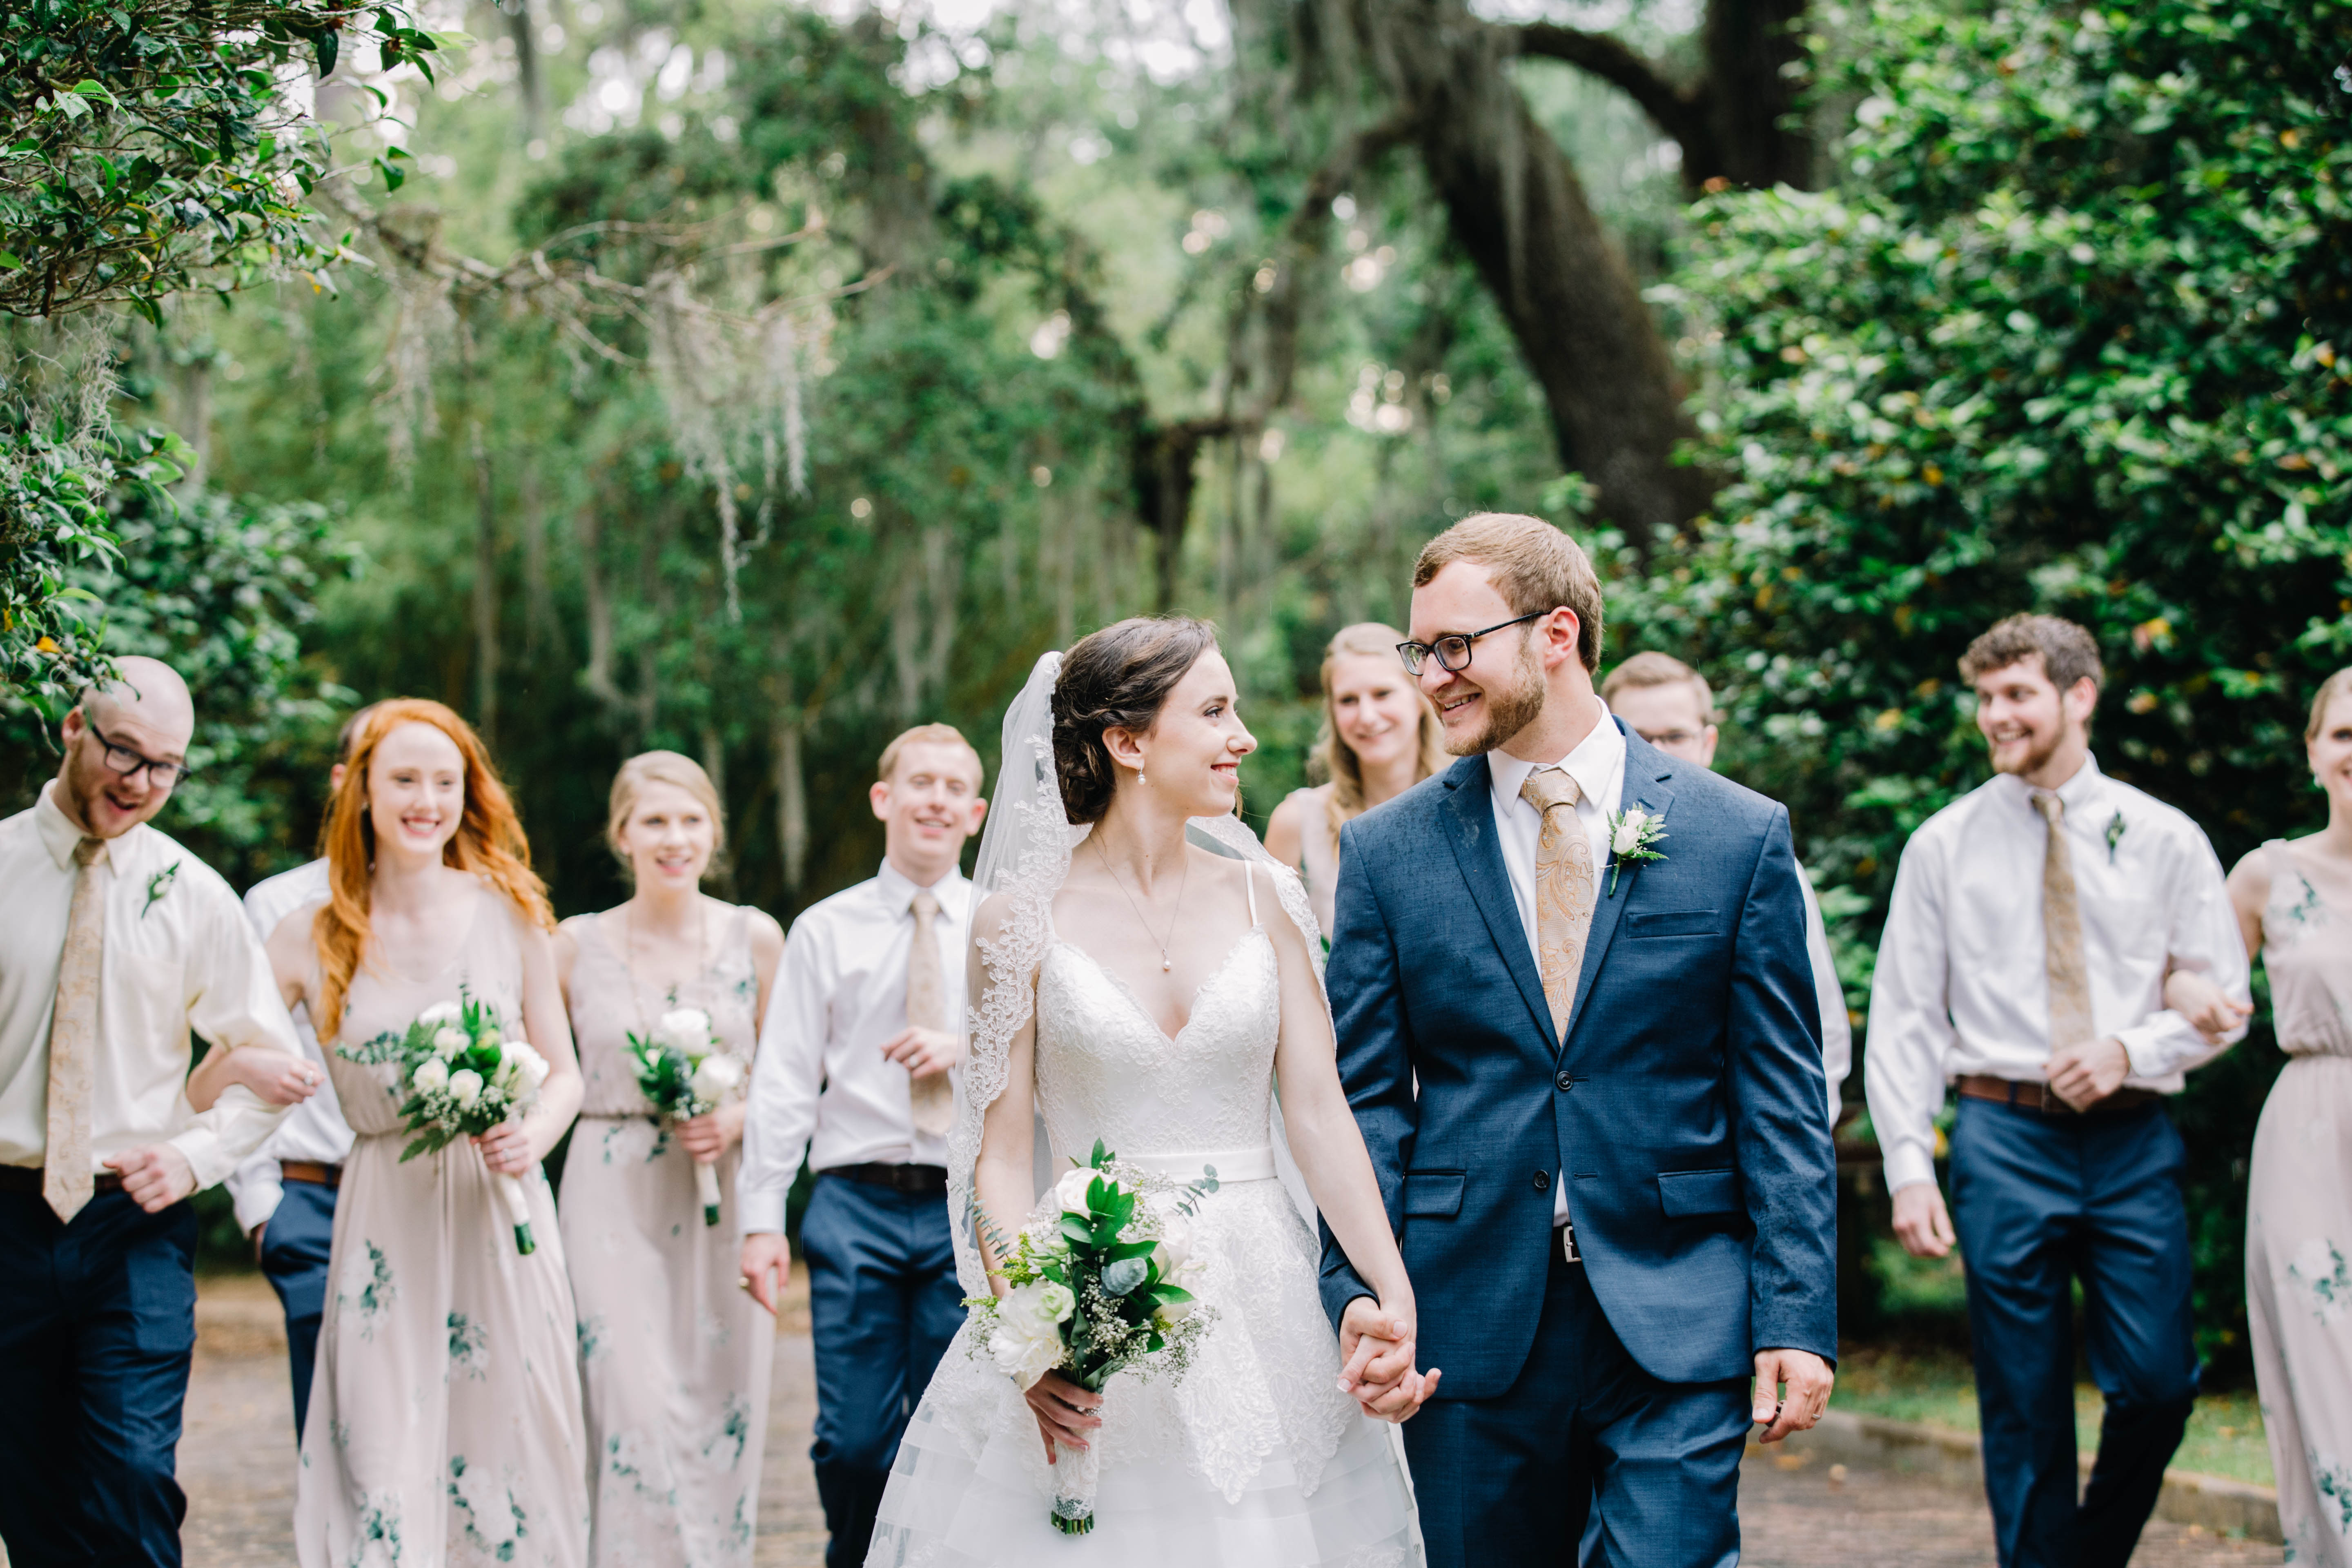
[{"xmin": 1833, "ymin": 1345, "xmax": 2276, "ymax": 1487}]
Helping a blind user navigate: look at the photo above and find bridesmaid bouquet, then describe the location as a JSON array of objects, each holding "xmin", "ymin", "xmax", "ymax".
[
  {"xmin": 969, "ymin": 1140, "xmax": 1219, "ymax": 1535},
  {"xmin": 624, "ymin": 1007, "xmax": 746, "ymax": 1227},
  {"xmin": 341, "ymin": 990, "xmax": 551, "ymax": 1254}
]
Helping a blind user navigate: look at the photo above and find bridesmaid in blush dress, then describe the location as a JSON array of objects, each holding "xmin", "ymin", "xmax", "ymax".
[
  {"xmin": 557, "ymin": 752, "xmax": 784, "ymax": 1566},
  {"xmin": 270, "ymin": 699, "xmax": 590, "ymax": 1568}
]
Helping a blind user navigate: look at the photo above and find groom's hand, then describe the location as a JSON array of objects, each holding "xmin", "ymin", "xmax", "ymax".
[
  {"xmin": 1751, "ymin": 1348, "xmax": 1833, "ymax": 1443},
  {"xmin": 1337, "ymin": 1297, "xmax": 1442, "ymax": 1421}
]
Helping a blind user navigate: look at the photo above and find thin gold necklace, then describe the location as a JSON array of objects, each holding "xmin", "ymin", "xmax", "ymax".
[{"xmin": 1096, "ymin": 838, "xmax": 1188, "ymax": 973}]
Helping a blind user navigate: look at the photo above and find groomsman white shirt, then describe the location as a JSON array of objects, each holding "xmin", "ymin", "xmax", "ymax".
[
  {"xmin": 1486, "ymin": 700, "xmax": 1627, "ymax": 1225},
  {"xmin": 737, "ymin": 859, "xmax": 969, "ymax": 1235},
  {"xmin": 0, "ymin": 781, "xmax": 297, "ymax": 1187},
  {"xmin": 223, "ymin": 858, "xmax": 357, "ymax": 1234},
  {"xmin": 1864, "ymin": 754, "xmax": 2251, "ymax": 1194},
  {"xmin": 1800, "ymin": 877, "xmax": 1853, "ymax": 1120}
]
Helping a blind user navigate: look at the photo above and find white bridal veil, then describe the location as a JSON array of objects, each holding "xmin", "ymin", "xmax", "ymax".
[{"xmin": 947, "ymin": 650, "xmax": 1326, "ymax": 1299}]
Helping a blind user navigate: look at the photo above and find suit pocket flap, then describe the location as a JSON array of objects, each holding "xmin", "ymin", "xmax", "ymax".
[
  {"xmin": 1626, "ymin": 909, "xmax": 1718, "ymax": 939},
  {"xmin": 1403, "ymin": 1170, "xmax": 1466, "ymax": 1218},
  {"xmin": 1657, "ymin": 1168, "xmax": 1740, "ymax": 1217}
]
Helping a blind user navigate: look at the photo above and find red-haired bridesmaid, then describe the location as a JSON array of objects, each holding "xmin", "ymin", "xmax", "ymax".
[{"xmin": 267, "ymin": 699, "xmax": 589, "ymax": 1567}]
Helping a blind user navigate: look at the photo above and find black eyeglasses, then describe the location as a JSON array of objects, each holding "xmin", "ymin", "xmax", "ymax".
[
  {"xmin": 1396, "ymin": 611, "xmax": 1547, "ymax": 676},
  {"xmin": 85, "ymin": 717, "xmax": 194, "ymax": 789}
]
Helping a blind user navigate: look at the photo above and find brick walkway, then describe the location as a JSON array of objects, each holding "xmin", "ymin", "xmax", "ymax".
[{"xmin": 161, "ymin": 1275, "xmax": 2278, "ymax": 1567}]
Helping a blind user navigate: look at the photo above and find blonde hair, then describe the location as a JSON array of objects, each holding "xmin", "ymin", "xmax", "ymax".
[
  {"xmin": 1412, "ymin": 512, "xmax": 1606, "ymax": 673},
  {"xmin": 2308, "ymin": 668, "xmax": 2352, "ymax": 742},
  {"xmin": 1312, "ymin": 623, "xmax": 1448, "ymax": 851},
  {"xmin": 1601, "ymin": 650, "xmax": 1716, "ymax": 723},
  {"xmin": 314, "ymin": 700, "xmax": 551, "ymax": 1040},
  {"xmin": 606, "ymin": 751, "xmax": 726, "ymax": 869},
  {"xmin": 878, "ymin": 722, "xmax": 983, "ymax": 786}
]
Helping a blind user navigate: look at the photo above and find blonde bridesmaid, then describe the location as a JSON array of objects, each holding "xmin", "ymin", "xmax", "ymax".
[
  {"xmin": 271, "ymin": 699, "xmax": 590, "ymax": 1567},
  {"xmin": 1265, "ymin": 621, "xmax": 1449, "ymax": 933},
  {"xmin": 556, "ymin": 752, "xmax": 784, "ymax": 1566}
]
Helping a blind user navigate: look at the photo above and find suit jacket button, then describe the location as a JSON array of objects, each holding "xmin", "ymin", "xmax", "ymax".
[
  {"xmin": 1532, "ymin": 1170, "xmax": 1551, "ymax": 1192},
  {"xmin": 1555, "ymin": 1071, "xmax": 1575, "ymax": 1092}
]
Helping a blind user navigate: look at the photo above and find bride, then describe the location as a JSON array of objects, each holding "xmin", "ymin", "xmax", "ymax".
[{"xmin": 866, "ymin": 617, "xmax": 1434, "ymax": 1566}]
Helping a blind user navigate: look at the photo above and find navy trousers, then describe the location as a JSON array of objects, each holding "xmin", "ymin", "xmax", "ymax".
[
  {"xmin": 258, "ymin": 1178, "xmax": 337, "ymax": 1443},
  {"xmin": 1403, "ymin": 1247, "xmax": 1752, "ymax": 1568},
  {"xmin": 1950, "ymin": 1098, "xmax": 2199, "ymax": 1568},
  {"xmin": 800, "ymin": 1173, "xmax": 964, "ymax": 1568},
  {"xmin": 0, "ymin": 1190, "xmax": 198, "ymax": 1568}
]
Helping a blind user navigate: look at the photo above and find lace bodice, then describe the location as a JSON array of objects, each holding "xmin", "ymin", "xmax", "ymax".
[{"xmin": 1034, "ymin": 918, "xmax": 1280, "ymax": 1170}]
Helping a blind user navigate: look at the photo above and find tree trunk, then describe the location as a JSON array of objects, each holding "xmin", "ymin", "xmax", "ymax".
[
  {"xmin": 1703, "ymin": 0, "xmax": 1811, "ymax": 189},
  {"xmin": 469, "ymin": 416, "xmax": 501, "ymax": 746}
]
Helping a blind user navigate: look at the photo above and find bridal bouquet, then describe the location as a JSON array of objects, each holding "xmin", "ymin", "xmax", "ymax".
[
  {"xmin": 969, "ymin": 1140, "xmax": 1219, "ymax": 1535},
  {"xmin": 624, "ymin": 1007, "xmax": 746, "ymax": 1227},
  {"xmin": 340, "ymin": 990, "xmax": 551, "ymax": 1253}
]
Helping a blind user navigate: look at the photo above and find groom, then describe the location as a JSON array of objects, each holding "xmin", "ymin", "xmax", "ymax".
[{"xmin": 1321, "ymin": 513, "xmax": 1839, "ymax": 1567}]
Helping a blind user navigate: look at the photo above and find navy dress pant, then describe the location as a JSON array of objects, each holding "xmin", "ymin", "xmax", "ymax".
[
  {"xmin": 1403, "ymin": 1247, "xmax": 1753, "ymax": 1568},
  {"xmin": 257, "ymin": 1178, "xmax": 337, "ymax": 1443},
  {"xmin": 0, "ymin": 1189, "xmax": 198, "ymax": 1568},
  {"xmin": 800, "ymin": 1172, "xmax": 964, "ymax": 1568},
  {"xmin": 1950, "ymin": 1098, "xmax": 2199, "ymax": 1568}
]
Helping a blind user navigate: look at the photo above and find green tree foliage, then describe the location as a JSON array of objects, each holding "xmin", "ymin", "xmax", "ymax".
[{"xmin": 1637, "ymin": 0, "xmax": 2352, "ymax": 1360}]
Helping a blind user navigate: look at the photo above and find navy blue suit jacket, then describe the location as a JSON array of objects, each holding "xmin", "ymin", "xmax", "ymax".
[{"xmin": 1318, "ymin": 724, "xmax": 1838, "ymax": 1396}]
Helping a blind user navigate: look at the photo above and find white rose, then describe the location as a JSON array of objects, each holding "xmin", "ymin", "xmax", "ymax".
[
  {"xmin": 503, "ymin": 1042, "xmax": 549, "ymax": 1097},
  {"xmin": 987, "ymin": 1284, "xmax": 1067, "ymax": 1388},
  {"xmin": 411, "ymin": 1056, "xmax": 450, "ymax": 1095},
  {"xmin": 1053, "ymin": 1166, "xmax": 1100, "ymax": 1218},
  {"xmin": 656, "ymin": 1007, "xmax": 713, "ymax": 1052},
  {"xmin": 1611, "ymin": 810, "xmax": 1650, "ymax": 857},
  {"xmin": 1036, "ymin": 1281, "xmax": 1076, "ymax": 1324},
  {"xmin": 1153, "ymin": 1296, "xmax": 1198, "ymax": 1327},
  {"xmin": 447, "ymin": 1068, "xmax": 483, "ymax": 1107},
  {"xmin": 417, "ymin": 1001, "xmax": 463, "ymax": 1028},
  {"xmin": 689, "ymin": 1054, "xmax": 743, "ymax": 1104},
  {"xmin": 1152, "ymin": 1212, "xmax": 1193, "ymax": 1280},
  {"xmin": 432, "ymin": 1027, "xmax": 469, "ymax": 1060}
]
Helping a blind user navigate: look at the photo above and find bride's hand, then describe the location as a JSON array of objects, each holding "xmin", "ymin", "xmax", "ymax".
[
  {"xmin": 1023, "ymin": 1371, "xmax": 1102, "ymax": 1462},
  {"xmin": 1338, "ymin": 1296, "xmax": 1443, "ymax": 1423}
]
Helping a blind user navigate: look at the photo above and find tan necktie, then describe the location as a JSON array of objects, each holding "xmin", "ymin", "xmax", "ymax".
[
  {"xmin": 2032, "ymin": 792, "xmax": 2096, "ymax": 1054},
  {"xmin": 45, "ymin": 836, "xmax": 108, "ymax": 1223},
  {"xmin": 1520, "ymin": 769, "xmax": 1597, "ymax": 1044},
  {"xmin": 904, "ymin": 888, "xmax": 955, "ymax": 1138}
]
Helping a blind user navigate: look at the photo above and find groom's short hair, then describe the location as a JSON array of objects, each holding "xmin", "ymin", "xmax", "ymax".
[{"xmin": 1413, "ymin": 512, "xmax": 1605, "ymax": 673}]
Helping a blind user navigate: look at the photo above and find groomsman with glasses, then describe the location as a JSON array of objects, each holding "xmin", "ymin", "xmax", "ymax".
[
  {"xmin": 738, "ymin": 724, "xmax": 988, "ymax": 1568},
  {"xmin": 0, "ymin": 658, "xmax": 301, "ymax": 1567},
  {"xmin": 1866, "ymin": 615, "xmax": 2253, "ymax": 1568}
]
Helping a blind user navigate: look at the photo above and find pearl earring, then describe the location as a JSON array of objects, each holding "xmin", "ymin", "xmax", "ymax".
[{"xmin": 1138, "ymin": 768, "xmax": 1148, "ymax": 787}]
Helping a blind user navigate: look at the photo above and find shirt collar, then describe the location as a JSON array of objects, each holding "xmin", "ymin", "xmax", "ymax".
[
  {"xmin": 1489, "ymin": 699, "xmax": 1626, "ymax": 811},
  {"xmin": 874, "ymin": 857, "xmax": 969, "ymax": 915},
  {"xmin": 1993, "ymin": 752, "xmax": 2106, "ymax": 816},
  {"xmin": 34, "ymin": 779, "xmax": 105, "ymax": 871}
]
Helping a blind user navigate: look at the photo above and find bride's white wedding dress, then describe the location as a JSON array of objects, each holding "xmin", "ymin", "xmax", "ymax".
[{"xmin": 865, "ymin": 867, "xmax": 1422, "ymax": 1566}]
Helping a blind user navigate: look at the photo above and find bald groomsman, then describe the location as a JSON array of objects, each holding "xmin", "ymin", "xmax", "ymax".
[{"xmin": 0, "ymin": 659, "xmax": 299, "ymax": 1568}]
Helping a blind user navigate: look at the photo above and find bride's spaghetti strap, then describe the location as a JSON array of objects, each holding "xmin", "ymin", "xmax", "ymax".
[{"xmin": 1244, "ymin": 856, "xmax": 1259, "ymax": 928}]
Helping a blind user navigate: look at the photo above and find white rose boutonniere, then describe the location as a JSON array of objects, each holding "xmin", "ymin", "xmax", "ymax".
[
  {"xmin": 1605, "ymin": 807, "xmax": 1668, "ymax": 895},
  {"xmin": 142, "ymin": 862, "xmax": 180, "ymax": 920}
]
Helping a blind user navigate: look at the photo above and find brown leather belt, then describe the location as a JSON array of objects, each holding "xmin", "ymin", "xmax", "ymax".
[
  {"xmin": 826, "ymin": 1162, "xmax": 949, "ymax": 1195},
  {"xmin": 0, "ymin": 1165, "xmax": 124, "ymax": 1196},
  {"xmin": 1956, "ymin": 1075, "xmax": 2161, "ymax": 1116},
  {"xmin": 282, "ymin": 1160, "xmax": 343, "ymax": 1188}
]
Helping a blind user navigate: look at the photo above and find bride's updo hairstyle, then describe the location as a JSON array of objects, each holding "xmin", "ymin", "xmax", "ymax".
[{"xmin": 1051, "ymin": 615, "xmax": 1219, "ymax": 825}]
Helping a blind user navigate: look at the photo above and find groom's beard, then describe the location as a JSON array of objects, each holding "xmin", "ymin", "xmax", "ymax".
[{"xmin": 1444, "ymin": 640, "xmax": 1548, "ymax": 756}]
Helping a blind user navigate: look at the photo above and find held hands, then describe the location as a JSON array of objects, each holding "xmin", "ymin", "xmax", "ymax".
[
  {"xmin": 881, "ymin": 1026, "xmax": 964, "ymax": 1080},
  {"xmin": 1025, "ymin": 1370, "xmax": 1103, "ymax": 1463},
  {"xmin": 2164, "ymin": 969, "xmax": 2252, "ymax": 1045},
  {"xmin": 229, "ymin": 1048, "xmax": 325, "ymax": 1107},
  {"xmin": 678, "ymin": 1100, "xmax": 748, "ymax": 1163},
  {"xmin": 739, "ymin": 1232, "xmax": 790, "ymax": 1316},
  {"xmin": 1336, "ymin": 1296, "xmax": 1442, "ymax": 1423},
  {"xmin": 1891, "ymin": 1181, "xmax": 1956, "ymax": 1260},
  {"xmin": 1752, "ymin": 1348, "xmax": 1834, "ymax": 1443},
  {"xmin": 2045, "ymin": 1036, "xmax": 2131, "ymax": 1111},
  {"xmin": 106, "ymin": 1145, "xmax": 196, "ymax": 1213},
  {"xmin": 472, "ymin": 1120, "xmax": 534, "ymax": 1177}
]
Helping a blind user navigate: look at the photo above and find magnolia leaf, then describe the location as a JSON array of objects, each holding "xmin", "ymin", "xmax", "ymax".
[{"xmin": 312, "ymin": 28, "xmax": 339, "ymax": 77}]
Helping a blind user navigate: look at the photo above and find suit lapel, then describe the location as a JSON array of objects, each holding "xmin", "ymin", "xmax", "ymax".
[
  {"xmin": 1438, "ymin": 756, "xmax": 1556, "ymax": 1055},
  {"xmin": 1565, "ymin": 728, "xmax": 1677, "ymax": 1051}
]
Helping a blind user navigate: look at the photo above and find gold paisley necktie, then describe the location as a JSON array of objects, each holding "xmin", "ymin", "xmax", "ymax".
[
  {"xmin": 45, "ymin": 835, "xmax": 108, "ymax": 1223},
  {"xmin": 1519, "ymin": 768, "xmax": 1597, "ymax": 1045},
  {"xmin": 2031, "ymin": 792, "xmax": 2096, "ymax": 1055},
  {"xmin": 904, "ymin": 888, "xmax": 955, "ymax": 1138}
]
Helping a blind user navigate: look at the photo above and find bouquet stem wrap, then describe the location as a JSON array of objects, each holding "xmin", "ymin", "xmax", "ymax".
[
  {"xmin": 1049, "ymin": 1434, "xmax": 1101, "ymax": 1535},
  {"xmin": 694, "ymin": 1158, "xmax": 722, "ymax": 1228},
  {"xmin": 496, "ymin": 1169, "xmax": 537, "ymax": 1255}
]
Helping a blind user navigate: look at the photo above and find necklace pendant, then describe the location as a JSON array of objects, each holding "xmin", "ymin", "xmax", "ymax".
[{"xmin": 1161, "ymin": 958, "xmax": 1173, "ymax": 972}]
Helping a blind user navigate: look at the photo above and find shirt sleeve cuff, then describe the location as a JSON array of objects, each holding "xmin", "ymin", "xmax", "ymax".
[
  {"xmin": 1881, "ymin": 1140, "xmax": 1938, "ymax": 1194},
  {"xmin": 737, "ymin": 1185, "xmax": 789, "ymax": 1236},
  {"xmin": 172, "ymin": 1129, "xmax": 232, "ymax": 1192},
  {"xmin": 229, "ymin": 1170, "xmax": 285, "ymax": 1234}
]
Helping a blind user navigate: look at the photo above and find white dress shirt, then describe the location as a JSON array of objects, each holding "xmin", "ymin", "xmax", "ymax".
[
  {"xmin": 1800, "ymin": 875, "xmax": 1853, "ymax": 1120},
  {"xmin": 222, "ymin": 859, "xmax": 357, "ymax": 1234},
  {"xmin": 1486, "ymin": 702, "xmax": 1626, "ymax": 1224},
  {"xmin": 737, "ymin": 859, "xmax": 968, "ymax": 1234},
  {"xmin": 1864, "ymin": 754, "xmax": 2251, "ymax": 1192},
  {"xmin": 0, "ymin": 781, "xmax": 297, "ymax": 1188}
]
